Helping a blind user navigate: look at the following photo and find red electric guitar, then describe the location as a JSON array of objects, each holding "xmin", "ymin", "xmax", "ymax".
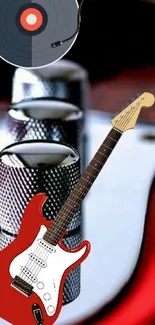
[{"xmin": 0, "ymin": 92, "xmax": 154, "ymax": 325}]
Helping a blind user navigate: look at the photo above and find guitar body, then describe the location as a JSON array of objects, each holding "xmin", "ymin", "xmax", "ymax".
[
  {"xmin": 0, "ymin": 93, "xmax": 154, "ymax": 325},
  {"xmin": 0, "ymin": 193, "xmax": 90, "ymax": 325}
]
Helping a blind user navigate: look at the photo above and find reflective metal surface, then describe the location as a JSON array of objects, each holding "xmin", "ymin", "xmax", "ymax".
[{"xmin": 0, "ymin": 141, "xmax": 82, "ymax": 304}]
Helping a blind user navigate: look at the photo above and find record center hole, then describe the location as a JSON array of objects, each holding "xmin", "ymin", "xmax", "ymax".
[{"xmin": 26, "ymin": 14, "xmax": 37, "ymax": 25}]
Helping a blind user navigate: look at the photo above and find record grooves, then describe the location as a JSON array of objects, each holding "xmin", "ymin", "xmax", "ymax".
[{"xmin": 0, "ymin": 0, "xmax": 78, "ymax": 68}]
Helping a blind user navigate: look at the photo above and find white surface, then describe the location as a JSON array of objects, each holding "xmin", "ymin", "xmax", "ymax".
[
  {"xmin": 32, "ymin": 59, "xmax": 88, "ymax": 80},
  {"xmin": 10, "ymin": 225, "xmax": 87, "ymax": 317},
  {"xmin": 26, "ymin": 14, "xmax": 37, "ymax": 25},
  {"xmin": 1, "ymin": 111, "xmax": 155, "ymax": 325},
  {"xmin": 12, "ymin": 59, "xmax": 89, "ymax": 105},
  {"xmin": 10, "ymin": 100, "xmax": 80, "ymax": 120},
  {"xmin": 1, "ymin": 142, "xmax": 77, "ymax": 167}
]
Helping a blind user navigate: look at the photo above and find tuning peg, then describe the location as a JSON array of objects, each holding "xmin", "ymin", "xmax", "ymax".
[{"xmin": 136, "ymin": 92, "xmax": 141, "ymax": 97}]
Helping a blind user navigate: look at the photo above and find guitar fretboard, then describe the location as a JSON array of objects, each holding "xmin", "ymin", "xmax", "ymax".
[{"xmin": 43, "ymin": 128, "xmax": 122, "ymax": 245}]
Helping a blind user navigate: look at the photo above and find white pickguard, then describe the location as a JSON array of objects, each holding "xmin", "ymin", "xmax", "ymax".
[{"xmin": 9, "ymin": 226, "xmax": 87, "ymax": 316}]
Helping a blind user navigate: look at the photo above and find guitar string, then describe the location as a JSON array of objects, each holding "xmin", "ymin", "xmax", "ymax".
[
  {"xmin": 21, "ymin": 250, "xmax": 51, "ymax": 285},
  {"xmin": 43, "ymin": 100, "xmax": 141, "ymax": 243},
  {"xmin": 116, "ymin": 100, "xmax": 141, "ymax": 130},
  {"xmin": 19, "ymin": 245, "xmax": 51, "ymax": 282},
  {"xmin": 36, "ymin": 109, "xmax": 136, "ymax": 247},
  {"xmin": 28, "ymin": 250, "xmax": 50, "ymax": 286},
  {"xmin": 19, "ymin": 246, "xmax": 43, "ymax": 280},
  {"xmin": 26, "ymin": 100, "xmax": 138, "ymax": 263},
  {"xmin": 19, "ymin": 121, "xmax": 136, "ymax": 283},
  {"xmin": 116, "ymin": 102, "xmax": 138, "ymax": 129},
  {"xmin": 18, "ymin": 145, "xmax": 80, "ymax": 279},
  {"xmin": 29, "ymin": 249, "xmax": 50, "ymax": 282},
  {"xmin": 19, "ymin": 100, "xmax": 141, "ymax": 283},
  {"xmin": 20, "ymin": 247, "xmax": 50, "ymax": 284},
  {"xmin": 20, "ymin": 98, "xmax": 139, "ymax": 270},
  {"xmin": 22, "ymin": 144, "xmax": 130, "ymax": 279},
  {"xmin": 19, "ymin": 152, "xmax": 113, "ymax": 276}
]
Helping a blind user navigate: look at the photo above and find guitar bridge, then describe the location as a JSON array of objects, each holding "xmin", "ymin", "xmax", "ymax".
[{"xmin": 11, "ymin": 275, "xmax": 33, "ymax": 297}]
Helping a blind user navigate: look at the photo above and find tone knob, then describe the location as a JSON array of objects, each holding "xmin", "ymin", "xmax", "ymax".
[
  {"xmin": 37, "ymin": 282, "xmax": 44, "ymax": 290},
  {"xmin": 44, "ymin": 293, "xmax": 51, "ymax": 301},
  {"xmin": 47, "ymin": 305, "xmax": 55, "ymax": 314}
]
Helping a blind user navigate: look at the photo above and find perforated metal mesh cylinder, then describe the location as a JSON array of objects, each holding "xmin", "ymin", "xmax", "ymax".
[
  {"xmin": 0, "ymin": 231, "xmax": 15, "ymax": 250},
  {"xmin": 12, "ymin": 60, "xmax": 89, "ymax": 113},
  {"xmin": 11, "ymin": 60, "xmax": 89, "ymax": 169},
  {"xmin": 6, "ymin": 101, "xmax": 84, "ymax": 230},
  {"xmin": 0, "ymin": 141, "xmax": 82, "ymax": 304},
  {"xmin": 6, "ymin": 100, "xmax": 84, "ymax": 163}
]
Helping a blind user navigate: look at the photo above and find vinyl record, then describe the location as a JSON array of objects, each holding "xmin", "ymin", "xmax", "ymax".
[{"xmin": 0, "ymin": 0, "xmax": 78, "ymax": 68}]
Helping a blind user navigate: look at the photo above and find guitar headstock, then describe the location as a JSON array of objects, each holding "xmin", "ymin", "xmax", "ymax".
[{"xmin": 111, "ymin": 92, "xmax": 155, "ymax": 133}]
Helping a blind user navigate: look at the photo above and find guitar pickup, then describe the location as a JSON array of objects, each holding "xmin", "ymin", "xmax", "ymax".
[
  {"xmin": 29, "ymin": 253, "xmax": 47, "ymax": 268},
  {"xmin": 38, "ymin": 238, "xmax": 56, "ymax": 253},
  {"xmin": 11, "ymin": 275, "xmax": 33, "ymax": 297},
  {"xmin": 21, "ymin": 266, "xmax": 37, "ymax": 283}
]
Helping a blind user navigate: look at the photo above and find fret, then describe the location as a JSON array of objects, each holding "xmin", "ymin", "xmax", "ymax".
[
  {"xmin": 87, "ymin": 161, "xmax": 105, "ymax": 170},
  {"xmin": 102, "ymin": 143, "xmax": 112, "ymax": 151},
  {"xmin": 60, "ymin": 201, "xmax": 80, "ymax": 218},
  {"xmin": 70, "ymin": 192, "xmax": 82, "ymax": 202},
  {"xmin": 93, "ymin": 157, "xmax": 105, "ymax": 166},
  {"xmin": 65, "ymin": 197, "xmax": 80, "ymax": 208},
  {"xmin": 88, "ymin": 164, "xmax": 101, "ymax": 172},
  {"xmin": 107, "ymin": 136, "xmax": 117, "ymax": 142},
  {"xmin": 80, "ymin": 176, "xmax": 93, "ymax": 185},
  {"xmin": 113, "ymin": 128, "xmax": 122, "ymax": 134},
  {"xmin": 98, "ymin": 150, "xmax": 108, "ymax": 158},
  {"xmin": 87, "ymin": 164, "xmax": 103, "ymax": 174},
  {"xmin": 67, "ymin": 191, "xmax": 85, "ymax": 206},
  {"xmin": 43, "ymin": 128, "xmax": 122, "ymax": 245},
  {"xmin": 94, "ymin": 150, "xmax": 107, "ymax": 158},
  {"xmin": 63, "ymin": 184, "xmax": 85, "ymax": 199},
  {"xmin": 85, "ymin": 170, "xmax": 97, "ymax": 179}
]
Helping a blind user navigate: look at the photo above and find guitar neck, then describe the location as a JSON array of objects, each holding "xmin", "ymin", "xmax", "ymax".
[{"xmin": 43, "ymin": 128, "xmax": 122, "ymax": 245}]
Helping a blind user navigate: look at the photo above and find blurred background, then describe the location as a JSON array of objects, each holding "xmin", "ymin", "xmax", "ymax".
[
  {"xmin": 2, "ymin": 0, "xmax": 155, "ymax": 117},
  {"xmin": 1, "ymin": 0, "xmax": 155, "ymax": 324}
]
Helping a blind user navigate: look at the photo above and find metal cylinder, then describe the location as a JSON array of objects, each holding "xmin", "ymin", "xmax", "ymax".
[
  {"xmin": 6, "ymin": 100, "xmax": 84, "ymax": 163},
  {"xmin": 12, "ymin": 59, "xmax": 90, "ymax": 113},
  {"xmin": 0, "ymin": 140, "xmax": 82, "ymax": 304},
  {"xmin": 11, "ymin": 60, "xmax": 90, "ymax": 169}
]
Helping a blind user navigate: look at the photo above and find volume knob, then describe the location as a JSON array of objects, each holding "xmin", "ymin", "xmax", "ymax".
[
  {"xmin": 44, "ymin": 293, "xmax": 51, "ymax": 301},
  {"xmin": 47, "ymin": 305, "xmax": 55, "ymax": 315},
  {"xmin": 37, "ymin": 282, "xmax": 44, "ymax": 290}
]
